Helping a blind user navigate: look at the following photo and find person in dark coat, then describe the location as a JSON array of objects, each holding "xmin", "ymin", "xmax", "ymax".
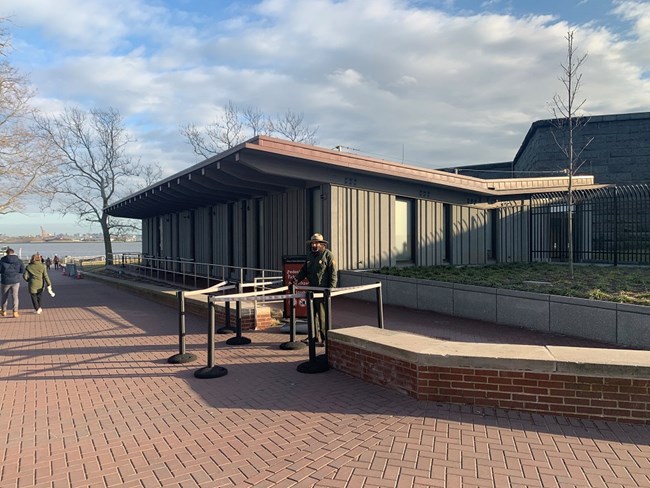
[
  {"xmin": 292, "ymin": 233, "xmax": 338, "ymax": 345},
  {"xmin": 1, "ymin": 248, "xmax": 25, "ymax": 318},
  {"xmin": 23, "ymin": 253, "xmax": 52, "ymax": 315}
]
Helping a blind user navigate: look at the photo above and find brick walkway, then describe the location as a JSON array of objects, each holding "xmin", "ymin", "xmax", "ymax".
[{"xmin": 1, "ymin": 271, "xmax": 649, "ymax": 487}]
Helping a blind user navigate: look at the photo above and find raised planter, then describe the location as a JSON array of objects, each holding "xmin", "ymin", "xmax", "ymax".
[
  {"xmin": 339, "ymin": 271, "xmax": 650, "ymax": 349},
  {"xmin": 328, "ymin": 326, "xmax": 650, "ymax": 424}
]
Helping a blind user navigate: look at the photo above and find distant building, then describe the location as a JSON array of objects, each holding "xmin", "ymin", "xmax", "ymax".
[
  {"xmin": 445, "ymin": 112, "xmax": 650, "ymax": 185},
  {"xmin": 514, "ymin": 112, "xmax": 650, "ymax": 184},
  {"xmin": 439, "ymin": 112, "xmax": 650, "ymax": 264}
]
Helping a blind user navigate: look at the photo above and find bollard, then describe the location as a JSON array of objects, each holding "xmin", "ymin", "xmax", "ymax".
[
  {"xmin": 194, "ymin": 299, "xmax": 228, "ymax": 379},
  {"xmin": 168, "ymin": 290, "xmax": 197, "ymax": 364}
]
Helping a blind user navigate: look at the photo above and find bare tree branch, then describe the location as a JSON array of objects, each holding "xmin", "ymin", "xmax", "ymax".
[
  {"xmin": 0, "ymin": 20, "xmax": 53, "ymax": 215},
  {"xmin": 181, "ymin": 101, "xmax": 319, "ymax": 158},
  {"xmin": 271, "ymin": 109, "xmax": 319, "ymax": 144}
]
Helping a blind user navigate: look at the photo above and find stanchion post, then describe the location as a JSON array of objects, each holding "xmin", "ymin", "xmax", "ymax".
[
  {"xmin": 179, "ymin": 290, "xmax": 186, "ymax": 354},
  {"xmin": 280, "ymin": 283, "xmax": 306, "ymax": 350},
  {"xmin": 207, "ymin": 299, "xmax": 216, "ymax": 367},
  {"xmin": 226, "ymin": 281, "xmax": 252, "ymax": 345},
  {"xmin": 324, "ymin": 288, "xmax": 332, "ymax": 344},
  {"xmin": 217, "ymin": 294, "xmax": 235, "ymax": 334},
  {"xmin": 168, "ymin": 290, "xmax": 197, "ymax": 364},
  {"xmin": 297, "ymin": 290, "xmax": 329, "ymax": 374},
  {"xmin": 376, "ymin": 282, "xmax": 384, "ymax": 329},
  {"xmin": 307, "ymin": 291, "xmax": 316, "ymax": 362},
  {"xmin": 290, "ymin": 283, "xmax": 297, "ymax": 343},
  {"xmin": 194, "ymin": 298, "xmax": 228, "ymax": 379}
]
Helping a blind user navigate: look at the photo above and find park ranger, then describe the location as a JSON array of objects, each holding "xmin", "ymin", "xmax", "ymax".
[{"xmin": 292, "ymin": 233, "xmax": 338, "ymax": 346}]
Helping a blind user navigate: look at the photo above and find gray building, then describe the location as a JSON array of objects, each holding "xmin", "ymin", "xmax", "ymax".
[
  {"xmin": 513, "ymin": 112, "xmax": 650, "ymax": 184},
  {"xmin": 106, "ymin": 136, "xmax": 603, "ymax": 272}
]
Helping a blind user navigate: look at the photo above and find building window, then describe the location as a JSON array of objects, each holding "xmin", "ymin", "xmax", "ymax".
[
  {"xmin": 486, "ymin": 209, "xmax": 497, "ymax": 261},
  {"xmin": 443, "ymin": 204, "xmax": 451, "ymax": 263},
  {"xmin": 395, "ymin": 198, "xmax": 414, "ymax": 263},
  {"xmin": 310, "ymin": 187, "xmax": 323, "ymax": 234}
]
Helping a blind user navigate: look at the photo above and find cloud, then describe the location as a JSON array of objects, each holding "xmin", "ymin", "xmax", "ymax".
[{"xmin": 4, "ymin": 0, "xmax": 650, "ymax": 175}]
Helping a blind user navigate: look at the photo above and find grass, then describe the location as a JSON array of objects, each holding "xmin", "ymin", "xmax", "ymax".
[{"xmin": 375, "ymin": 263, "xmax": 650, "ymax": 306}]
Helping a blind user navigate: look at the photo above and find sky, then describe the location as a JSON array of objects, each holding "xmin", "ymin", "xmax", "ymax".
[{"xmin": 1, "ymin": 0, "xmax": 649, "ymax": 235}]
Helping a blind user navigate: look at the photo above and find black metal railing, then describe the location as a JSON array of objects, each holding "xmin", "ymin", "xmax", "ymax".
[{"xmin": 530, "ymin": 184, "xmax": 650, "ymax": 265}]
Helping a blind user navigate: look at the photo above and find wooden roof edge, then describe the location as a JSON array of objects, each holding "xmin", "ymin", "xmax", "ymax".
[{"xmin": 245, "ymin": 136, "xmax": 597, "ymax": 195}]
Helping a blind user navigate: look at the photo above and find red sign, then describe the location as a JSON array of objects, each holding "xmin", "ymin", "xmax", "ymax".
[{"xmin": 283, "ymin": 256, "xmax": 308, "ymax": 318}]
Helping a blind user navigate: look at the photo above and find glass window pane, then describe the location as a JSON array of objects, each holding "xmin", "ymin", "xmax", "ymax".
[{"xmin": 395, "ymin": 198, "xmax": 413, "ymax": 262}]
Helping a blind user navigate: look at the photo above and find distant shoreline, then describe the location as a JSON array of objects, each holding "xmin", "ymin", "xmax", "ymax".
[{"xmin": 0, "ymin": 240, "xmax": 142, "ymax": 244}]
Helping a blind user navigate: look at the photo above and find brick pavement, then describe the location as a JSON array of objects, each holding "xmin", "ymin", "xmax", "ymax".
[{"xmin": 1, "ymin": 270, "xmax": 649, "ymax": 487}]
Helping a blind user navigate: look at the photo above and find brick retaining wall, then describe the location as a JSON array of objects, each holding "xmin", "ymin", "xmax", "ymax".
[{"xmin": 329, "ymin": 326, "xmax": 650, "ymax": 424}]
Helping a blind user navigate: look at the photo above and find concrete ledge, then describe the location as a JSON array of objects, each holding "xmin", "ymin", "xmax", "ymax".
[
  {"xmin": 496, "ymin": 289, "xmax": 550, "ymax": 332},
  {"xmin": 328, "ymin": 326, "xmax": 650, "ymax": 424},
  {"xmin": 453, "ymin": 284, "xmax": 497, "ymax": 322}
]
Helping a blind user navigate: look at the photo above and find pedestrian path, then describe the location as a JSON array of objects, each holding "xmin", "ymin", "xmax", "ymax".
[{"xmin": 0, "ymin": 270, "xmax": 649, "ymax": 487}]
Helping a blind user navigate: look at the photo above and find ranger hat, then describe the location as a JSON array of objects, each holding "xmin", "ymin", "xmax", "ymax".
[{"xmin": 307, "ymin": 233, "xmax": 328, "ymax": 244}]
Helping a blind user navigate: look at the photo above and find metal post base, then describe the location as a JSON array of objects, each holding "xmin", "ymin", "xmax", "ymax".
[
  {"xmin": 194, "ymin": 366, "xmax": 228, "ymax": 379},
  {"xmin": 167, "ymin": 353, "xmax": 197, "ymax": 364},
  {"xmin": 297, "ymin": 355, "xmax": 329, "ymax": 374},
  {"xmin": 279, "ymin": 341, "xmax": 307, "ymax": 350},
  {"xmin": 226, "ymin": 336, "xmax": 252, "ymax": 346},
  {"xmin": 217, "ymin": 327, "xmax": 236, "ymax": 334}
]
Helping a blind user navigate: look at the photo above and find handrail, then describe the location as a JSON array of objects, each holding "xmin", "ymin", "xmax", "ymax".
[{"xmin": 105, "ymin": 252, "xmax": 282, "ymax": 289}]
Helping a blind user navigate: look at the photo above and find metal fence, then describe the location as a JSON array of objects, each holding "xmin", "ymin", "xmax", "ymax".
[
  {"xmin": 530, "ymin": 184, "xmax": 650, "ymax": 265},
  {"xmin": 106, "ymin": 252, "xmax": 283, "ymax": 288}
]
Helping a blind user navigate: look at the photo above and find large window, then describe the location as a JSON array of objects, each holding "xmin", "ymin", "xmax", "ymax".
[
  {"xmin": 395, "ymin": 198, "xmax": 414, "ymax": 263},
  {"xmin": 443, "ymin": 204, "xmax": 451, "ymax": 263},
  {"xmin": 310, "ymin": 187, "xmax": 323, "ymax": 234},
  {"xmin": 486, "ymin": 209, "xmax": 497, "ymax": 261}
]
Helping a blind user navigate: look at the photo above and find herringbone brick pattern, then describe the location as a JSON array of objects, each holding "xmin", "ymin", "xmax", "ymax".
[{"xmin": 1, "ymin": 272, "xmax": 649, "ymax": 487}]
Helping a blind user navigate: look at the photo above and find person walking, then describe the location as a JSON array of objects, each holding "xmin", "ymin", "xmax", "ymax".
[
  {"xmin": 292, "ymin": 233, "xmax": 338, "ymax": 346},
  {"xmin": 23, "ymin": 253, "xmax": 52, "ymax": 315},
  {"xmin": 0, "ymin": 248, "xmax": 25, "ymax": 318}
]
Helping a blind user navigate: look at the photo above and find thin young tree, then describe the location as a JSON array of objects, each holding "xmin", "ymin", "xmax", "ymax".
[
  {"xmin": 548, "ymin": 30, "xmax": 593, "ymax": 279},
  {"xmin": 34, "ymin": 107, "xmax": 162, "ymax": 264},
  {"xmin": 0, "ymin": 20, "xmax": 53, "ymax": 215}
]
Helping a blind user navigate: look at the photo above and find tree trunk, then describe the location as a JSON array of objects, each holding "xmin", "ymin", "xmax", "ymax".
[{"xmin": 100, "ymin": 215, "xmax": 113, "ymax": 265}]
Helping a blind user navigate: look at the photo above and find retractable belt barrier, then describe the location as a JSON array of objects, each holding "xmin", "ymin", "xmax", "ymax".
[{"xmin": 168, "ymin": 279, "xmax": 384, "ymax": 378}]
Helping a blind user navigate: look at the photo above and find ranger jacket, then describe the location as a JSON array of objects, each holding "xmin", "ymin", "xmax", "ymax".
[{"xmin": 295, "ymin": 249, "xmax": 338, "ymax": 288}]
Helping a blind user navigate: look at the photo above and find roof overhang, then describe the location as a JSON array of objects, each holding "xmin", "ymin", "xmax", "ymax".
[{"xmin": 105, "ymin": 135, "xmax": 603, "ymax": 219}]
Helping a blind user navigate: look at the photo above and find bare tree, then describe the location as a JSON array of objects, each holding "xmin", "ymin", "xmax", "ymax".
[
  {"xmin": 548, "ymin": 30, "xmax": 593, "ymax": 279},
  {"xmin": 181, "ymin": 101, "xmax": 245, "ymax": 158},
  {"xmin": 181, "ymin": 101, "xmax": 318, "ymax": 158},
  {"xmin": 271, "ymin": 109, "xmax": 319, "ymax": 144},
  {"xmin": 0, "ymin": 20, "xmax": 53, "ymax": 215},
  {"xmin": 34, "ymin": 107, "xmax": 162, "ymax": 264},
  {"xmin": 242, "ymin": 105, "xmax": 272, "ymax": 136}
]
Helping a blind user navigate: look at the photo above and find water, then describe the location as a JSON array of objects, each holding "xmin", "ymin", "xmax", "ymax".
[{"xmin": 4, "ymin": 241, "xmax": 142, "ymax": 261}]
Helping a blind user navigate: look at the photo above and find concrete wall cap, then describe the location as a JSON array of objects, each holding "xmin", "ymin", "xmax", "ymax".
[{"xmin": 330, "ymin": 326, "xmax": 650, "ymax": 379}]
